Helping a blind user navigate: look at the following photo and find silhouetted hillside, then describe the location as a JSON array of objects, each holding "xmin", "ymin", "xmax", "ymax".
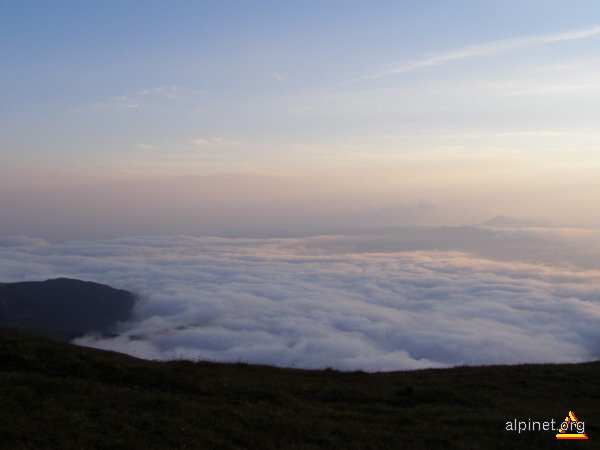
[{"xmin": 0, "ymin": 278, "xmax": 135, "ymax": 336}]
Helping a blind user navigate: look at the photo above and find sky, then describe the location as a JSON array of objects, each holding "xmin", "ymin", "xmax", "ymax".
[
  {"xmin": 2, "ymin": 2, "xmax": 600, "ymax": 370},
  {"xmin": 2, "ymin": 1, "xmax": 600, "ymax": 239}
]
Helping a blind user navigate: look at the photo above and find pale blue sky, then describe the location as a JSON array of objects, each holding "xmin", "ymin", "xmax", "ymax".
[{"xmin": 2, "ymin": 1, "xmax": 600, "ymax": 239}]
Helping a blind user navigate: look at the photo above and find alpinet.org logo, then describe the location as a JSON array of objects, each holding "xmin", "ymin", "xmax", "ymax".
[
  {"xmin": 556, "ymin": 411, "xmax": 588, "ymax": 440},
  {"xmin": 505, "ymin": 410, "xmax": 589, "ymax": 439}
]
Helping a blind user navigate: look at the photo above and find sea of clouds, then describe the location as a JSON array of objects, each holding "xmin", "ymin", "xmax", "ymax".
[{"xmin": 1, "ymin": 225, "xmax": 600, "ymax": 371}]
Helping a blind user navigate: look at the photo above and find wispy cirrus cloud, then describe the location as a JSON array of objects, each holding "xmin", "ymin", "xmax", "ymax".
[
  {"xmin": 189, "ymin": 137, "xmax": 245, "ymax": 147},
  {"xmin": 134, "ymin": 86, "xmax": 181, "ymax": 98},
  {"xmin": 270, "ymin": 72, "xmax": 284, "ymax": 81},
  {"xmin": 346, "ymin": 25, "xmax": 600, "ymax": 83},
  {"xmin": 72, "ymin": 86, "xmax": 208, "ymax": 112},
  {"xmin": 131, "ymin": 137, "xmax": 248, "ymax": 159},
  {"xmin": 134, "ymin": 137, "xmax": 247, "ymax": 151}
]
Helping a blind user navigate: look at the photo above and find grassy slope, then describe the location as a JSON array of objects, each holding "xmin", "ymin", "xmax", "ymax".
[{"xmin": 0, "ymin": 326, "xmax": 598, "ymax": 449}]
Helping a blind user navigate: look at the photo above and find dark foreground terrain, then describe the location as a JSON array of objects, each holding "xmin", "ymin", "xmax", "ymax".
[{"xmin": 0, "ymin": 326, "xmax": 597, "ymax": 449}]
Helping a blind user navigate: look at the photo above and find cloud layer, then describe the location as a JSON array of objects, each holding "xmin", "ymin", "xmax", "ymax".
[{"xmin": 1, "ymin": 228, "xmax": 599, "ymax": 371}]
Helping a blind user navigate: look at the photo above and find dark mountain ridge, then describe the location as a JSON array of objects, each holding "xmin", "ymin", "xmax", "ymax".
[{"xmin": 0, "ymin": 278, "xmax": 136, "ymax": 336}]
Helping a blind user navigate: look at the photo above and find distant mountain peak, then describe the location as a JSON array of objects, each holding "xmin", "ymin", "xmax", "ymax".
[{"xmin": 482, "ymin": 215, "xmax": 553, "ymax": 228}]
